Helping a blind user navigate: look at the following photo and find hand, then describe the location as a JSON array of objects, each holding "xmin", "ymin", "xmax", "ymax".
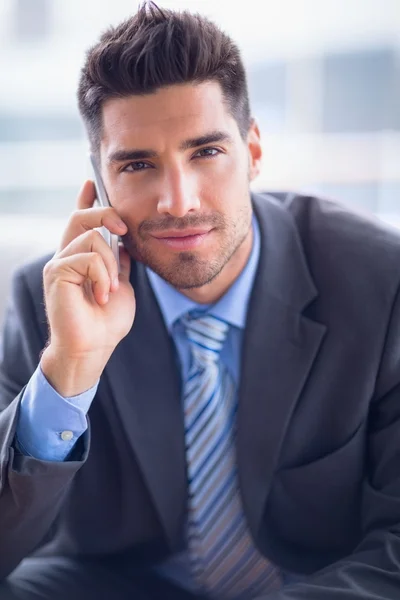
[{"xmin": 41, "ymin": 180, "xmax": 136, "ymax": 397}]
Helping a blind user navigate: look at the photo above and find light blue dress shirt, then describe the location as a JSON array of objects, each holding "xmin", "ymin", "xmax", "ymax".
[{"xmin": 15, "ymin": 214, "xmax": 302, "ymax": 588}]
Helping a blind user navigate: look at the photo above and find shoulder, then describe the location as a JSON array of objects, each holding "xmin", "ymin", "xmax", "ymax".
[
  {"xmin": 255, "ymin": 191, "xmax": 400, "ymax": 320},
  {"xmin": 267, "ymin": 191, "xmax": 400, "ymax": 280},
  {"xmin": 284, "ymin": 192, "xmax": 400, "ymax": 249}
]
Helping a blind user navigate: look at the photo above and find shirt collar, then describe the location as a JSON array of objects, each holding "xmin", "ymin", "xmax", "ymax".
[{"xmin": 146, "ymin": 213, "xmax": 261, "ymax": 332}]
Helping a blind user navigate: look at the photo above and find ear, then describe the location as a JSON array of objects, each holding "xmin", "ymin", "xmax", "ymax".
[{"xmin": 247, "ymin": 118, "xmax": 262, "ymax": 182}]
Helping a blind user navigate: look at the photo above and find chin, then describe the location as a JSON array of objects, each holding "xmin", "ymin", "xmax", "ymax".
[{"xmin": 154, "ymin": 257, "xmax": 225, "ymax": 290}]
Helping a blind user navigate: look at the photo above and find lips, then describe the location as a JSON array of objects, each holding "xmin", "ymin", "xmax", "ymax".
[
  {"xmin": 151, "ymin": 228, "xmax": 211, "ymax": 239},
  {"xmin": 150, "ymin": 229, "xmax": 213, "ymax": 250}
]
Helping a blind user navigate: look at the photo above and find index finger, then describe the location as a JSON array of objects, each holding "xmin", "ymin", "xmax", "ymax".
[{"xmin": 77, "ymin": 179, "xmax": 97, "ymax": 210}]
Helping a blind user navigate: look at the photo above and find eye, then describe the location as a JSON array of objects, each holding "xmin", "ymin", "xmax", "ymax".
[
  {"xmin": 193, "ymin": 147, "xmax": 221, "ymax": 158},
  {"xmin": 122, "ymin": 162, "xmax": 152, "ymax": 172}
]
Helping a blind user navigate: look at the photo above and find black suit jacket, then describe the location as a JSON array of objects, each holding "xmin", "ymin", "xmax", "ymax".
[{"xmin": 1, "ymin": 192, "xmax": 400, "ymax": 599}]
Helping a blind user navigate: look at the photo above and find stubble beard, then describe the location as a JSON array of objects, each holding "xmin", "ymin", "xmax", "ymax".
[{"xmin": 122, "ymin": 205, "xmax": 252, "ymax": 290}]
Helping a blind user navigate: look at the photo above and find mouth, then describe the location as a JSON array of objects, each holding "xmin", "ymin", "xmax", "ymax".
[{"xmin": 150, "ymin": 228, "xmax": 213, "ymax": 250}]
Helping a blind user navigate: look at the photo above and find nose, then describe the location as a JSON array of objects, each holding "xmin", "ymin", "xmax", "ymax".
[{"xmin": 157, "ymin": 167, "xmax": 200, "ymax": 218}]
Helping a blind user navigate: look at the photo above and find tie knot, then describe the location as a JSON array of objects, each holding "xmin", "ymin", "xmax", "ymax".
[{"xmin": 182, "ymin": 313, "xmax": 229, "ymax": 365}]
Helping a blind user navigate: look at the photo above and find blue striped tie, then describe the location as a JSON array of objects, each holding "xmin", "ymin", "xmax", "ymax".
[{"xmin": 182, "ymin": 313, "xmax": 282, "ymax": 599}]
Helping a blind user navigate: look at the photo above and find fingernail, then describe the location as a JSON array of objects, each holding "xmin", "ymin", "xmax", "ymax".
[
  {"xmin": 104, "ymin": 293, "xmax": 109, "ymax": 303},
  {"xmin": 116, "ymin": 220, "xmax": 126, "ymax": 229},
  {"xmin": 113, "ymin": 277, "xmax": 119, "ymax": 289}
]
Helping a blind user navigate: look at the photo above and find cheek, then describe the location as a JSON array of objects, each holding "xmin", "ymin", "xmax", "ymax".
[
  {"xmin": 199, "ymin": 155, "xmax": 247, "ymax": 195},
  {"xmin": 224, "ymin": 152, "xmax": 249, "ymax": 185},
  {"xmin": 107, "ymin": 181, "xmax": 150, "ymax": 225}
]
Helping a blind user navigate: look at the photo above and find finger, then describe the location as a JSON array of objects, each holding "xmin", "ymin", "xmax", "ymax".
[
  {"xmin": 59, "ymin": 207, "xmax": 127, "ymax": 252},
  {"xmin": 77, "ymin": 180, "xmax": 97, "ymax": 210},
  {"xmin": 57, "ymin": 229, "xmax": 119, "ymax": 292},
  {"xmin": 118, "ymin": 245, "xmax": 131, "ymax": 283},
  {"xmin": 45, "ymin": 253, "xmax": 111, "ymax": 306}
]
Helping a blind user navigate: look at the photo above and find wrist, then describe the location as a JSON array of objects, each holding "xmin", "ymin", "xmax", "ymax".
[{"xmin": 40, "ymin": 345, "xmax": 108, "ymax": 397}]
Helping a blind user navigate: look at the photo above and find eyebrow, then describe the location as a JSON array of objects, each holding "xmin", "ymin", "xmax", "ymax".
[{"xmin": 107, "ymin": 130, "xmax": 233, "ymax": 164}]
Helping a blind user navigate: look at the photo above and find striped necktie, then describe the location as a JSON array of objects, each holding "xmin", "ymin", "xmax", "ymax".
[{"xmin": 182, "ymin": 313, "xmax": 282, "ymax": 599}]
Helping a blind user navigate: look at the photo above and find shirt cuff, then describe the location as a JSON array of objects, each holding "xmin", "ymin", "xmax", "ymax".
[{"xmin": 15, "ymin": 365, "xmax": 98, "ymax": 461}]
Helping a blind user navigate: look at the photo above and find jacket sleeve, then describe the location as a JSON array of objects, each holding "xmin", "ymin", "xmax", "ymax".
[
  {"xmin": 263, "ymin": 284, "xmax": 400, "ymax": 599},
  {"xmin": 0, "ymin": 267, "xmax": 89, "ymax": 581}
]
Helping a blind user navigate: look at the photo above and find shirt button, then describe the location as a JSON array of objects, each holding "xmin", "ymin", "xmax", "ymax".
[{"xmin": 60, "ymin": 430, "xmax": 74, "ymax": 442}]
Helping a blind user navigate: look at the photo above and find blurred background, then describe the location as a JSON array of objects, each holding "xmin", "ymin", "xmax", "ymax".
[{"xmin": 0, "ymin": 0, "xmax": 399, "ymax": 314}]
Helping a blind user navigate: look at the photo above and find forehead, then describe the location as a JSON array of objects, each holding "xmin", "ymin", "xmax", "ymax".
[{"xmin": 100, "ymin": 81, "xmax": 238, "ymax": 150}]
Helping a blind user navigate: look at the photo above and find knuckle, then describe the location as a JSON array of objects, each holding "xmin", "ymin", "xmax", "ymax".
[
  {"xmin": 90, "ymin": 251, "xmax": 105, "ymax": 270},
  {"xmin": 85, "ymin": 229, "xmax": 114, "ymax": 261},
  {"xmin": 43, "ymin": 258, "xmax": 63, "ymax": 286},
  {"xmin": 68, "ymin": 209, "xmax": 83, "ymax": 229},
  {"xmin": 85, "ymin": 228, "xmax": 103, "ymax": 245},
  {"xmin": 43, "ymin": 258, "xmax": 57, "ymax": 278}
]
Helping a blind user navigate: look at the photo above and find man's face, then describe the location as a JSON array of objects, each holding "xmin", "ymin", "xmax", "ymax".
[{"xmin": 100, "ymin": 81, "xmax": 262, "ymax": 290}]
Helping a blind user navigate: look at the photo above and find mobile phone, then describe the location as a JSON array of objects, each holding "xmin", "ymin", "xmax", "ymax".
[{"xmin": 89, "ymin": 154, "xmax": 120, "ymax": 273}]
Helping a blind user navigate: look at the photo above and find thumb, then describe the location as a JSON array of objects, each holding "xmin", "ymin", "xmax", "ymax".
[{"xmin": 118, "ymin": 245, "xmax": 132, "ymax": 282}]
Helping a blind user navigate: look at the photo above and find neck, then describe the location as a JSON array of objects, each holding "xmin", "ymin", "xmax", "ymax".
[{"xmin": 179, "ymin": 225, "xmax": 254, "ymax": 305}]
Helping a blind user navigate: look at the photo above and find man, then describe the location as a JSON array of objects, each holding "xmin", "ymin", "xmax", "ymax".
[{"xmin": 0, "ymin": 2, "xmax": 400, "ymax": 599}]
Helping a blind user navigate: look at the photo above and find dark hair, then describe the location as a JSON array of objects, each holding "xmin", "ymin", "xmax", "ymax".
[{"xmin": 77, "ymin": 1, "xmax": 251, "ymax": 152}]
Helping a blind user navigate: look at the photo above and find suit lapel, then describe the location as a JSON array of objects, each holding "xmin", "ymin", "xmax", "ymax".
[
  {"xmin": 238, "ymin": 194, "xmax": 326, "ymax": 539},
  {"xmin": 105, "ymin": 263, "xmax": 186, "ymax": 550}
]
